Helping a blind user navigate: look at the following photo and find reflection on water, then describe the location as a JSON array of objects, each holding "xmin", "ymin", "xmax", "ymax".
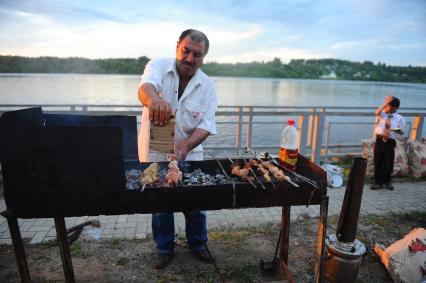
[{"xmin": 1, "ymin": 73, "xmax": 425, "ymax": 151}]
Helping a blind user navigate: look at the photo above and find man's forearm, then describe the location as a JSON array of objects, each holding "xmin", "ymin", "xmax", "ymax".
[
  {"xmin": 375, "ymin": 102, "xmax": 387, "ymax": 116},
  {"xmin": 175, "ymin": 128, "xmax": 210, "ymax": 160},
  {"xmin": 183, "ymin": 128, "xmax": 210, "ymax": 151},
  {"xmin": 138, "ymin": 83, "xmax": 161, "ymax": 107}
]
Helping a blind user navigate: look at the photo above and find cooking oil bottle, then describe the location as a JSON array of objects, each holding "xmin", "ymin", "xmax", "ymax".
[{"xmin": 279, "ymin": 118, "xmax": 299, "ymax": 171}]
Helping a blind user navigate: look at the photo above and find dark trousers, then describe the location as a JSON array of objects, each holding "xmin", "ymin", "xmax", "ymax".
[{"xmin": 374, "ymin": 135, "xmax": 396, "ymax": 184}]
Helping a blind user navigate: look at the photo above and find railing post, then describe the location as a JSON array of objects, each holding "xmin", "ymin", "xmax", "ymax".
[
  {"xmin": 411, "ymin": 114, "xmax": 424, "ymax": 141},
  {"xmin": 246, "ymin": 107, "xmax": 253, "ymax": 149},
  {"xmin": 298, "ymin": 114, "xmax": 309, "ymax": 155},
  {"xmin": 311, "ymin": 109, "xmax": 325, "ymax": 164},
  {"xmin": 236, "ymin": 106, "xmax": 243, "ymax": 148},
  {"xmin": 324, "ymin": 122, "xmax": 331, "ymax": 160},
  {"xmin": 307, "ymin": 108, "xmax": 315, "ymax": 147}
]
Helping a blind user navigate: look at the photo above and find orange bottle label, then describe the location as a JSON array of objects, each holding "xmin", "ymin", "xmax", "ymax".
[{"xmin": 279, "ymin": 148, "xmax": 298, "ymax": 168}]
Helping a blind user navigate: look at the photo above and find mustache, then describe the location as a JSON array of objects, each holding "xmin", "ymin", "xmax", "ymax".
[{"xmin": 183, "ymin": 61, "xmax": 194, "ymax": 67}]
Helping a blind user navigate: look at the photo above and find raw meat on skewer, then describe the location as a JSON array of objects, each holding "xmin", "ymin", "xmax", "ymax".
[
  {"xmin": 166, "ymin": 160, "xmax": 182, "ymax": 186},
  {"xmin": 230, "ymin": 161, "xmax": 254, "ymax": 181},
  {"xmin": 260, "ymin": 161, "xmax": 292, "ymax": 183}
]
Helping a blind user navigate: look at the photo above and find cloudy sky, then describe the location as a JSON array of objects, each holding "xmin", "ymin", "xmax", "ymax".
[{"xmin": 0, "ymin": 0, "xmax": 425, "ymax": 65}]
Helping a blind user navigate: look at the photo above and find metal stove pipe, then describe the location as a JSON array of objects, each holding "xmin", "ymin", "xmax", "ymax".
[{"xmin": 324, "ymin": 157, "xmax": 367, "ymax": 283}]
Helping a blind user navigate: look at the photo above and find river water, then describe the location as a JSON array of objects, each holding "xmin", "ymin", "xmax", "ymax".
[{"xmin": 1, "ymin": 73, "xmax": 425, "ymax": 152}]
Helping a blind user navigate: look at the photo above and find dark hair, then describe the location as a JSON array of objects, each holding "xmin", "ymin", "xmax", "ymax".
[
  {"xmin": 390, "ymin": 97, "xmax": 400, "ymax": 108},
  {"xmin": 178, "ymin": 29, "xmax": 210, "ymax": 55}
]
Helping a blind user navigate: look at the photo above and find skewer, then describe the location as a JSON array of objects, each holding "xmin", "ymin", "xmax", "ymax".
[
  {"xmin": 239, "ymin": 150, "xmax": 266, "ymax": 190},
  {"xmin": 208, "ymin": 152, "xmax": 233, "ymax": 182},
  {"xmin": 248, "ymin": 151, "xmax": 299, "ymax": 188},
  {"xmin": 140, "ymin": 183, "xmax": 146, "ymax": 192},
  {"xmin": 223, "ymin": 150, "xmax": 257, "ymax": 189},
  {"xmin": 263, "ymin": 152, "xmax": 318, "ymax": 189},
  {"xmin": 261, "ymin": 152, "xmax": 318, "ymax": 207}
]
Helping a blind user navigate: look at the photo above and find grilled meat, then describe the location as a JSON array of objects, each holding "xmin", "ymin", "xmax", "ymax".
[{"xmin": 140, "ymin": 162, "xmax": 159, "ymax": 185}]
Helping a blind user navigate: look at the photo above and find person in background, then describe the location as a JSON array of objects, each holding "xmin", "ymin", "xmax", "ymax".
[
  {"xmin": 137, "ymin": 29, "xmax": 217, "ymax": 269},
  {"xmin": 371, "ymin": 95, "xmax": 405, "ymax": 190}
]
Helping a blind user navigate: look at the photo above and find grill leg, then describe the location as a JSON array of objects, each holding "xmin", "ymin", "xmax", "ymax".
[
  {"xmin": 314, "ymin": 196, "xmax": 329, "ymax": 283},
  {"xmin": 279, "ymin": 205, "xmax": 291, "ymax": 271},
  {"xmin": 1, "ymin": 210, "xmax": 31, "ymax": 283},
  {"xmin": 54, "ymin": 217, "xmax": 75, "ymax": 283}
]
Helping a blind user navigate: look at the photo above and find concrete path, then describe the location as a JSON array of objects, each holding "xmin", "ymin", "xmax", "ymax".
[{"xmin": 1, "ymin": 182, "xmax": 425, "ymax": 244}]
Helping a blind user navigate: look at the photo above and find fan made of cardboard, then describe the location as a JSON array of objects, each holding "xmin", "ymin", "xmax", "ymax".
[{"xmin": 150, "ymin": 116, "xmax": 175, "ymax": 153}]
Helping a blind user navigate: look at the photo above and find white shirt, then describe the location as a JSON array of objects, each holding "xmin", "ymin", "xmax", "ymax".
[
  {"xmin": 375, "ymin": 111, "xmax": 405, "ymax": 140},
  {"xmin": 138, "ymin": 58, "xmax": 218, "ymax": 162}
]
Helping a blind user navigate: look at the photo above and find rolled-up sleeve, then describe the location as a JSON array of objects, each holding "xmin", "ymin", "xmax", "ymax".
[
  {"xmin": 139, "ymin": 58, "xmax": 164, "ymax": 93},
  {"xmin": 197, "ymin": 84, "xmax": 218, "ymax": 135}
]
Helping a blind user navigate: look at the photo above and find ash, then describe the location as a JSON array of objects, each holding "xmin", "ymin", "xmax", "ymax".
[
  {"xmin": 125, "ymin": 169, "xmax": 141, "ymax": 190},
  {"xmin": 183, "ymin": 169, "xmax": 227, "ymax": 186}
]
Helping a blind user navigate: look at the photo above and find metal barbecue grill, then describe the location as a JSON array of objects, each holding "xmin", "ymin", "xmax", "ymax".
[{"xmin": 0, "ymin": 107, "xmax": 329, "ymax": 283}]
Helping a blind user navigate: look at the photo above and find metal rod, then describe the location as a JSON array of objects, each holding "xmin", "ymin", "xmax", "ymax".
[
  {"xmin": 279, "ymin": 206, "xmax": 291, "ymax": 265},
  {"xmin": 280, "ymin": 259, "xmax": 296, "ymax": 283},
  {"xmin": 54, "ymin": 217, "xmax": 76, "ymax": 283},
  {"xmin": 208, "ymin": 152, "xmax": 233, "ymax": 182},
  {"xmin": 264, "ymin": 153, "xmax": 318, "ymax": 189},
  {"xmin": 1, "ymin": 210, "xmax": 31, "ymax": 283},
  {"xmin": 314, "ymin": 196, "xmax": 329, "ymax": 283},
  {"xmin": 336, "ymin": 157, "xmax": 367, "ymax": 243},
  {"xmin": 249, "ymin": 150, "xmax": 300, "ymax": 188}
]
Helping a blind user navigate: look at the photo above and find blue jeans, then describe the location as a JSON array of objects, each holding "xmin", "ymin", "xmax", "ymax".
[{"xmin": 152, "ymin": 211, "xmax": 208, "ymax": 254}]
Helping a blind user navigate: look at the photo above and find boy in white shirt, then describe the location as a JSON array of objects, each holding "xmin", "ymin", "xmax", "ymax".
[{"xmin": 371, "ymin": 95, "xmax": 405, "ymax": 190}]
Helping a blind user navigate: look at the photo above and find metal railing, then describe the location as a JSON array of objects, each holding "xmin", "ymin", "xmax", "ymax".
[{"xmin": 1, "ymin": 104, "xmax": 425, "ymax": 163}]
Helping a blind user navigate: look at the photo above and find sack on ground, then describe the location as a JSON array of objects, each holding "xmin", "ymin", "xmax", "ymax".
[
  {"xmin": 407, "ymin": 140, "xmax": 426, "ymax": 178},
  {"xmin": 361, "ymin": 139, "xmax": 409, "ymax": 177},
  {"xmin": 393, "ymin": 139, "xmax": 409, "ymax": 177},
  {"xmin": 374, "ymin": 228, "xmax": 426, "ymax": 283},
  {"xmin": 362, "ymin": 139, "xmax": 374, "ymax": 177}
]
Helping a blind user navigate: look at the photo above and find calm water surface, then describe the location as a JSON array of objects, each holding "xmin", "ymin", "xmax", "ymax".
[
  {"xmin": 1, "ymin": 73, "xmax": 425, "ymax": 107},
  {"xmin": 1, "ymin": 73, "xmax": 425, "ymax": 150}
]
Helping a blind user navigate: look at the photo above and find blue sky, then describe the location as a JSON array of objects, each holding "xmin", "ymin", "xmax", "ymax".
[{"xmin": 0, "ymin": 0, "xmax": 425, "ymax": 65}]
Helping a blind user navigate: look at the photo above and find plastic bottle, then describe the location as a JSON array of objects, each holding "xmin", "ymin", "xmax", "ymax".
[{"xmin": 279, "ymin": 118, "xmax": 299, "ymax": 171}]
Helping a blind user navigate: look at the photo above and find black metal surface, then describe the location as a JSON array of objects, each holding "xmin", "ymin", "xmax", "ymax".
[
  {"xmin": 0, "ymin": 107, "xmax": 43, "ymax": 128},
  {"xmin": 0, "ymin": 126, "xmax": 124, "ymax": 217},
  {"xmin": 43, "ymin": 113, "xmax": 137, "ymax": 161}
]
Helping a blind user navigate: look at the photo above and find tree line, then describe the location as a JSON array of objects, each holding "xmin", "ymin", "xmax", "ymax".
[{"xmin": 0, "ymin": 55, "xmax": 425, "ymax": 83}]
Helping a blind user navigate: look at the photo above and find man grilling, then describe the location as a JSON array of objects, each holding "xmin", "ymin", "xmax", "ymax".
[{"xmin": 137, "ymin": 29, "xmax": 217, "ymax": 269}]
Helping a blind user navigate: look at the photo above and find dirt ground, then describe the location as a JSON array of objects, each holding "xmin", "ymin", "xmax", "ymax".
[{"xmin": 1, "ymin": 211, "xmax": 425, "ymax": 282}]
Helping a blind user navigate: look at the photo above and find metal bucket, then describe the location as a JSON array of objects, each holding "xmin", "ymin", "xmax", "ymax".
[{"xmin": 324, "ymin": 234, "xmax": 366, "ymax": 283}]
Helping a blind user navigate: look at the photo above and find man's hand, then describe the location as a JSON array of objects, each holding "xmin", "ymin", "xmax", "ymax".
[
  {"xmin": 149, "ymin": 99, "xmax": 172, "ymax": 126},
  {"xmin": 138, "ymin": 83, "xmax": 172, "ymax": 126},
  {"xmin": 174, "ymin": 140, "xmax": 190, "ymax": 161},
  {"xmin": 173, "ymin": 128, "xmax": 210, "ymax": 161}
]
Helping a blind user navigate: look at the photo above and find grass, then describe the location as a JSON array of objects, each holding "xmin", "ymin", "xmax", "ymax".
[
  {"xmin": 116, "ymin": 256, "xmax": 130, "ymax": 265},
  {"xmin": 195, "ymin": 269, "xmax": 216, "ymax": 283},
  {"xmin": 40, "ymin": 239, "xmax": 58, "ymax": 248},
  {"xmin": 69, "ymin": 243, "xmax": 84, "ymax": 256},
  {"xmin": 223, "ymin": 264, "xmax": 258, "ymax": 283}
]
